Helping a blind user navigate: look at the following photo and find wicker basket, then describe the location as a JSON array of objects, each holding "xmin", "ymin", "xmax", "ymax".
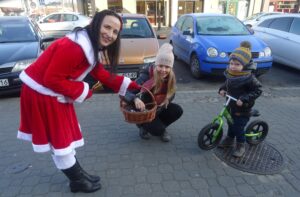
[{"xmin": 120, "ymin": 87, "xmax": 157, "ymax": 124}]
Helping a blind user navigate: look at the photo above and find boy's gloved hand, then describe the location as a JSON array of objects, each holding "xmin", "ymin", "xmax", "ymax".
[{"xmin": 219, "ymin": 90, "xmax": 226, "ymax": 97}]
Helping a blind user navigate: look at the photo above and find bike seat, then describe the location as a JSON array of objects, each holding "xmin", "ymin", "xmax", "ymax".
[{"xmin": 249, "ymin": 109, "xmax": 260, "ymax": 117}]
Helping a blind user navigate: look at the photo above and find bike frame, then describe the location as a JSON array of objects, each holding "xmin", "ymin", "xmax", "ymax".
[
  {"xmin": 211, "ymin": 95, "xmax": 235, "ymax": 142},
  {"xmin": 210, "ymin": 95, "xmax": 262, "ymax": 142}
]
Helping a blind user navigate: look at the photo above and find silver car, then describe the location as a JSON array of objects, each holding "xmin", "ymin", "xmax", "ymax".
[
  {"xmin": 243, "ymin": 12, "xmax": 283, "ymax": 28},
  {"xmin": 252, "ymin": 14, "xmax": 300, "ymax": 70},
  {"xmin": 37, "ymin": 12, "xmax": 91, "ymax": 38}
]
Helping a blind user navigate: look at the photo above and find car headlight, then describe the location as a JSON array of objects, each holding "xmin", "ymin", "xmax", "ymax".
[
  {"xmin": 259, "ymin": 47, "xmax": 272, "ymax": 58},
  {"xmin": 11, "ymin": 58, "xmax": 36, "ymax": 72},
  {"xmin": 264, "ymin": 47, "xmax": 272, "ymax": 57},
  {"xmin": 207, "ymin": 47, "xmax": 218, "ymax": 57},
  {"xmin": 143, "ymin": 56, "xmax": 156, "ymax": 64}
]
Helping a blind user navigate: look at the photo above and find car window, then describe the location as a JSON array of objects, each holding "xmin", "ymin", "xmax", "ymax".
[
  {"xmin": 175, "ymin": 16, "xmax": 185, "ymax": 30},
  {"xmin": 121, "ymin": 17, "xmax": 154, "ymax": 38},
  {"xmin": 181, "ymin": 16, "xmax": 193, "ymax": 33},
  {"xmin": 62, "ymin": 14, "xmax": 78, "ymax": 22},
  {"xmin": 43, "ymin": 14, "xmax": 61, "ymax": 23},
  {"xmin": 289, "ymin": 18, "xmax": 300, "ymax": 35},
  {"xmin": 269, "ymin": 17, "xmax": 293, "ymax": 32},
  {"xmin": 196, "ymin": 16, "xmax": 249, "ymax": 35},
  {"xmin": 258, "ymin": 18, "xmax": 274, "ymax": 27},
  {"xmin": 0, "ymin": 21, "xmax": 37, "ymax": 43}
]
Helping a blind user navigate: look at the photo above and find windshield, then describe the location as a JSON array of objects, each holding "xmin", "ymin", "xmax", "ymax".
[
  {"xmin": 0, "ymin": 20, "xmax": 37, "ymax": 43},
  {"xmin": 196, "ymin": 16, "xmax": 250, "ymax": 35},
  {"xmin": 121, "ymin": 17, "xmax": 154, "ymax": 38},
  {"xmin": 246, "ymin": 13, "xmax": 263, "ymax": 20}
]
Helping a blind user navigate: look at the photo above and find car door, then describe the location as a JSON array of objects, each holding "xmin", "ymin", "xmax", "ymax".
[
  {"xmin": 171, "ymin": 16, "xmax": 185, "ymax": 58},
  {"xmin": 178, "ymin": 16, "xmax": 194, "ymax": 63},
  {"xmin": 262, "ymin": 17, "xmax": 293, "ymax": 64},
  {"xmin": 285, "ymin": 17, "xmax": 300, "ymax": 69},
  {"xmin": 61, "ymin": 14, "xmax": 78, "ymax": 31},
  {"xmin": 38, "ymin": 14, "xmax": 63, "ymax": 32}
]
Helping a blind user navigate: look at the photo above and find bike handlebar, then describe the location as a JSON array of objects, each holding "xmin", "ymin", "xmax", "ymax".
[
  {"xmin": 224, "ymin": 94, "xmax": 237, "ymax": 106},
  {"xmin": 226, "ymin": 94, "xmax": 237, "ymax": 101}
]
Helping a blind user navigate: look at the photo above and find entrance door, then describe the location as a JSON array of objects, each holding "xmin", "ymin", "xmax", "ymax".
[{"xmin": 145, "ymin": 1, "xmax": 166, "ymax": 26}]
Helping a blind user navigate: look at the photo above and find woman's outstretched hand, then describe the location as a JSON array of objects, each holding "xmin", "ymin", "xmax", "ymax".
[{"xmin": 134, "ymin": 97, "xmax": 146, "ymax": 111}]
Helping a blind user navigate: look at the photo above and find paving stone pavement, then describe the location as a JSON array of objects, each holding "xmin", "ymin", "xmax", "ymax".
[{"xmin": 1, "ymin": 87, "xmax": 300, "ymax": 197}]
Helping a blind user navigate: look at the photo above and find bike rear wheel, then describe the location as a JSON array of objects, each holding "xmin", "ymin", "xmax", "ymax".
[
  {"xmin": 245, "ymin": 120, "xmax": 268, "ymax": 145},
  {"xmin": 198, "ymin": 123, "xmax": 223, "ymax": 150}
]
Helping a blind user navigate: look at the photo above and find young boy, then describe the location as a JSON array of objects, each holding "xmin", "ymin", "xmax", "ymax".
[{"xmin": 218, "ymin": 41, "xmax": 262, "ymax": 157}]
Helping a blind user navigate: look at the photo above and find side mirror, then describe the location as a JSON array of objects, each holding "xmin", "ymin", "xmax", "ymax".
[
  {"xmin": 157, "ymin": 34, "xmax": 167, "ymax": 39},
  {"xmin": 183, "ymin": 29, "xmax": 193, "ymax": 36},
  {"xmin": 40, "ymin": 37, "xmax": 55, "ymax": 50},
  {"xmin": 246, "ymin": 24, "xmax": 254, "ymax": 34}
]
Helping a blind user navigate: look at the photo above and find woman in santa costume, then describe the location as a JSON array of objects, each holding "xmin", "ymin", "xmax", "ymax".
[{"xmin": 17, "ymin": 10, "xmax": 140, "ymax": 193}]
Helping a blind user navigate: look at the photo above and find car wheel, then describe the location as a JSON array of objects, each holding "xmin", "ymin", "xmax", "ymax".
[
  {"xmin": 190, "ymin": 54, "xmax": 204, "ymax": 79},
  {"xmin": 169, "ymin": 41, "xmax": 177, "ymax": 60}
]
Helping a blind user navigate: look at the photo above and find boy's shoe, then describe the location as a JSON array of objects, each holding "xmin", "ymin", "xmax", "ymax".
[
  {"xmin": 232, "ymin": 142, "xmax": 246, "ymax": 157},
  {"xmin": 161, "ymin": 131, "xmax": 171, "ymax": 142},
  {"xmin": 218, "ymin": 136, "xmax": 234, "ymax": 148},
  {"xmin": 139, "ymin": 127, "xmax": 150, "ymax": 140}
]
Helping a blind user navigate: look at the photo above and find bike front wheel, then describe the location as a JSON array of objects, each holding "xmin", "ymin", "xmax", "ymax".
[
  {"xmin": 245, "ymin": 120, "xmax": 269, "ymax": 145},
  {"xmin": 198, "ymin": 123, "xmax": 223, "ymax": 150}
]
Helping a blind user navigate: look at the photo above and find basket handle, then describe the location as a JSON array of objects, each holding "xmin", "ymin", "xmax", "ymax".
[{"xmin": 139, "ymin": 86, "xmax": 157, "ymax": 106}]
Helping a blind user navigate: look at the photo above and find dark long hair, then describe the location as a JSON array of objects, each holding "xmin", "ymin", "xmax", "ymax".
[{"xmin": 75, "ymin": 9, "xmax": 122, "ymax": 73}]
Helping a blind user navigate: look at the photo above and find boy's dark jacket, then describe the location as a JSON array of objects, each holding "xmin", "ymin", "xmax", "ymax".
[{"xmin": 219, "ymin": 73, "xmax": 262, "ymax": 115}]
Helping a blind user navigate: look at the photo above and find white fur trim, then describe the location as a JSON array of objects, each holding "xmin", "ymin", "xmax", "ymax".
[
  {"xmin": 75, "ymin": 82, "xmax": 89, "ymax": 103},
  {"xmin": 17, "ymin": 130, "xmax": 32, "ymax": 141},
  {"xmin": 66, "ymin": 30, "xmax": 98, "ymax": 81},
  {"xmin": 118, "ymin": 77, "xmax": 131, "ymax": 96},
  {"xmin": 20, "ymin": 71, "xmax": 62, "ymax": 97},
  {"xmin": 52, "ymin": 152, "xmax": 76, "ymax": 169}
]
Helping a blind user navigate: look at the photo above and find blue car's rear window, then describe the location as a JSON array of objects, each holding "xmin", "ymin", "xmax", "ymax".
[{"xmin": 196, "ymin": 16, "xmax": 250, "ymax": 35}]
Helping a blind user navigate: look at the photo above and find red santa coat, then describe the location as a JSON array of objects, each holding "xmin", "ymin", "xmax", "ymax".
[{"xmin": 17, "ymin": 30, "xmax": 133, "ymax": 156}]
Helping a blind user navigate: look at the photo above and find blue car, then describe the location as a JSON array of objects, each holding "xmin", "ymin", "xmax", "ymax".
[
  {"xmin": 170, "ymin": 13, "xmax": 273, "ymax": 78},
  {"xmin": 0, "ymin": 16, "xmax": 54, "ymax": 95}
]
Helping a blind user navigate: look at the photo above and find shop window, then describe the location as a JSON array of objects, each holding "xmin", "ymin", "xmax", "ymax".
[{"xmin": 108, "ymin": 0, "xmax": 123, "ymax": 12}]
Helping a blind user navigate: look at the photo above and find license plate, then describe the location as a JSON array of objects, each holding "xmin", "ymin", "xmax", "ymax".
[
  {"xmin": 0, "ymin": 79, "xmax": 9, "ymax": 87},
  {"xmin": 118, "ymin": 72, "xmax": 137, "ymax": 79}
]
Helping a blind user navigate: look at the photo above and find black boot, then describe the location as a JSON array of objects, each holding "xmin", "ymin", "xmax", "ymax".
[
  {"xmin": 76, "ymin": 159, "xmax": 100, "ymax": 183},
  {"xmin": 62, "ymin": 161, "xmax": 101, "ymax": 193}
]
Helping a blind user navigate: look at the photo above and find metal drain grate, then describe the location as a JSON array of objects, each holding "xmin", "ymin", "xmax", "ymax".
[{"xmin": 214, "ymin": 142, "xmax": 284, "ymax": 175}]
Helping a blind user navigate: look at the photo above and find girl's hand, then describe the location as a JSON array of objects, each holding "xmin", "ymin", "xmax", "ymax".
[
  {"xmin": 159, "ymin": 99, "xmax": 169, "ymax": 109},
  {"xmin": 236, "ymin": 99, "xmax": 243, "ymax": 106},
  {"xmin": 134, "ymin": 98, "xmax": 145, "ymax": 111},
  {"xmin": 219, "ymin": 90, "xmax": 226, "ymax": 97}
]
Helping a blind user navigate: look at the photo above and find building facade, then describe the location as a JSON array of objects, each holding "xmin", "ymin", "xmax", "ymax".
[{"xmin": 2, "ymin": 0, "xmax": 277, "ymax": 25}]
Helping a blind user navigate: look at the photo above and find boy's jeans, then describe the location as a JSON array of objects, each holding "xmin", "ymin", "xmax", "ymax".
[{"xmin": 227, "ymin": 115, "xmax": 250, "ymax": 143}]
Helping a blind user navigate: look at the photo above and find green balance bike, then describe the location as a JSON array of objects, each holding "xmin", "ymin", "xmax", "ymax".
[{"xmin": 198, "ymin": 94, "xmax": 269, "ymax": 150}]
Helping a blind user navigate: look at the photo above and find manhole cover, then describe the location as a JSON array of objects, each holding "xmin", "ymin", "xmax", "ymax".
[{"xmin": 214, "ymin": 142, "xmax": 284, "ymax": 175}]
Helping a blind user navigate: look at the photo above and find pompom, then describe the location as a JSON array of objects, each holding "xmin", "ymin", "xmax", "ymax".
[{"xmin": 240, "ymin": 41, "xmax": 251, "ymax": 50}]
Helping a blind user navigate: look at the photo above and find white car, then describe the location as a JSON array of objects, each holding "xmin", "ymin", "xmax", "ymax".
[
  {"xmin": 252, "ymin": 14, "xmax": 300, "ymax": 70},
  {"xmin": 37, "ymin": 12, "xmax": 91, "ymax": 38},
  {"xmin": 243, "ymin": 12, "xmax": 283, "ymax": 28}
]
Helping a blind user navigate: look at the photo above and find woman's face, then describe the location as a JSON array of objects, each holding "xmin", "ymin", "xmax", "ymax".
[
  {"xmin": 229, "ymin": 59, "xmax": 243, "ymax": 72},
  {"xmin": 99, "ymin": 15, "xmax": 121, "ymax": 47},
  {"xmin": 155, "ymin": 64, "xmax": 171, "ymax": 79}
]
